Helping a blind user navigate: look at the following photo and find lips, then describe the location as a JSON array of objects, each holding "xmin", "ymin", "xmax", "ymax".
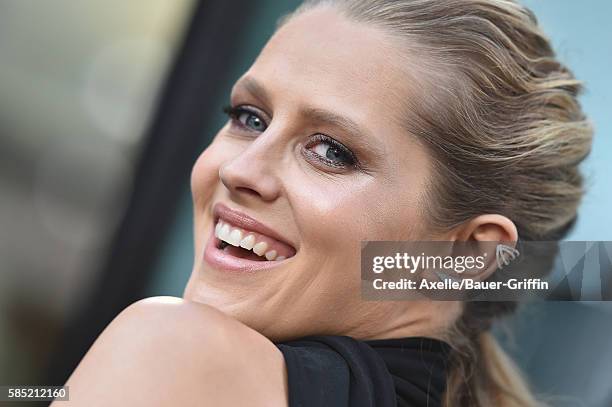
[{"xmin": 203, "ymin": 202, "xmax": 296, "ymax": 272}]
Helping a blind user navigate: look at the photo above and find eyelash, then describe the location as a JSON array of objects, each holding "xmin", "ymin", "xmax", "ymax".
[
  {"xmin": 303, "ymin": 134, "xmax": 358, "ymax": 169},
  {"xmin": 222, "ymin": 104, "xmax": 361, "ymax": 171},
  {"xmin": 223, "ymin": 105, "xmax": 265, "ymax": 132}
]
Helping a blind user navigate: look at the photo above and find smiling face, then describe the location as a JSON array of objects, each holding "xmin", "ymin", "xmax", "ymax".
[{"xmin": 184, "ymin": 6, "xmax": 443, "ymax": 341}]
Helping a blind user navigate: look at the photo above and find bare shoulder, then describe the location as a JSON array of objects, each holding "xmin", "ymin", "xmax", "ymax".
[{"xmin": 58, "ymin": 296, "xmax": 288, "ymax": 407}]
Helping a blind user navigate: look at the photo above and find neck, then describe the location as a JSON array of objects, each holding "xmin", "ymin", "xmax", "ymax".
[{"xmin": 346, "ymin": 300, "xmax": 463, "ymax": 341}]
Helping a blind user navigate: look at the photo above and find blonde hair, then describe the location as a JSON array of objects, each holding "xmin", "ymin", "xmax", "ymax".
[{"xmin": 280, "ymin": 1, "xmax": 593, "ymax": 406}]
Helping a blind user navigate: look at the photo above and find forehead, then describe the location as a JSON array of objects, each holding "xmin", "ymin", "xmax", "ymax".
[{"xmin": 246, "ymin": 7, "xmax": 410, "ymax": 124}]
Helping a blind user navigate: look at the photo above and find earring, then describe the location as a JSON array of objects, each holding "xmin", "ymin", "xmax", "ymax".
[{"xmin": 496, "ymin": 244, "xmax": 520, "ymax": 269}]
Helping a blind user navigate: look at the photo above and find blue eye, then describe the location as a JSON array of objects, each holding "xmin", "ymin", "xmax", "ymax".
[
  {"xmin": 223, "ymin": 105, "xmax": 267, "ymax": 132},
  {"xmin": 222, "ymin": 105, "xmax": 361, "ymax": 171},
  {"xmin": 239, "ymin": 111, "xmax": 266, "ymax": 132},
  {"xmin": 305, "ymin": 134, "xmax": 357, "ymax": 168}
]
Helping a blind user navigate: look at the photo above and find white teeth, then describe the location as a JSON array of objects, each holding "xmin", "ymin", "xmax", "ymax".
[
  {"xmin": 215, "ymin": 221, "xmax": 288, "ymax": 261},
  {"xmin": 219, "ymin": 224, "xmax": 230, "ymax": 240},
  {"xmin": 239, "ymin": 234, "xmax": 256, "ymax": 250},
  {"xmin": 228, "ymin": 229, "xmax": 243, "ymax": 246},
  {"xmin": 252, "ymin": 241, "xmax": 269, "ymax": 256}
]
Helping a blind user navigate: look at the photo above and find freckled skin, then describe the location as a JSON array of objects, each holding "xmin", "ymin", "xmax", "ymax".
[{"xmin": 185, "ymin": 7, "xmax": 459, "ymax": 341}]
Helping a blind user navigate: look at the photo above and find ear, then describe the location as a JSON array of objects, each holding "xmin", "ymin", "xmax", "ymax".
[
  {"xmin": 450, "ymin": 214, "xmax": 518, "ymax": 243},
  {"xmin": 448, "ymin": 214, "xmax": 518, "ymax": 282}
]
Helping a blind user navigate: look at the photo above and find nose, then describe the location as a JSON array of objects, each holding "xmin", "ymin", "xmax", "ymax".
[{"xmin": 218, "ymin": 137, "xmax": 282, "ymax": 202}]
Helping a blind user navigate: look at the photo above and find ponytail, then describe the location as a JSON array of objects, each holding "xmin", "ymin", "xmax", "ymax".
[
  {"xmin": 443, "ymin": 304, "xmax": 545, "ymax": 407},
  {"xmin": 478, "ymin": 332, "xmax": 542, "ymax": 406}
]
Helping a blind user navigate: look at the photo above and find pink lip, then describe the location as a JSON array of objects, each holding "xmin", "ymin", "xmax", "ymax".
[
  {"xmin": 204, "ymin": 226, "xmax": 289, "ymax": 273},
  {"xmin": 212, "ymin": 202, "xmax": 295, "ymax": 249},
  {"xmin": 203, "ymin": 202, "xmax": 296, "ymax": 273}
]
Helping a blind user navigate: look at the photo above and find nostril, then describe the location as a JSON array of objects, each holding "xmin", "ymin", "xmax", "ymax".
[{"xmin": 235, "ymin": 186, "xmax": 261, "ymax": 197}]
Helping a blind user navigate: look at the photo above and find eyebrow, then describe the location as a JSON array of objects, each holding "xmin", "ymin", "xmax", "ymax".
[
  {"xmin": 301, "ymin": 107, "xmax": 383, "ymax": 155},
  {"xmin": 234, "ymin": 76, "xmax": 385, "ymax": 158},
  {"xmin": 234, "ymin": 76, "xmax": 272, "ymax": 108}
]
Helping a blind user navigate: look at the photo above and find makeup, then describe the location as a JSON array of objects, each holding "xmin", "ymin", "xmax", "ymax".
[{"xmin": 203, "ymin": 203, "xmax": 296, "ymax": 272}]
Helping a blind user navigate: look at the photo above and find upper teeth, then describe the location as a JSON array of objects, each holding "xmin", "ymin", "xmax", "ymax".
[{"xmin": 215, "ymin": 221, "xmax": 283, "ymax": 261}]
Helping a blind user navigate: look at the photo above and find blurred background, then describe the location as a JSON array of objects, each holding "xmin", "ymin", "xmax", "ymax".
[{"xmin": 0, "ymin": 0, "xmax": 610, "ymax": 406}]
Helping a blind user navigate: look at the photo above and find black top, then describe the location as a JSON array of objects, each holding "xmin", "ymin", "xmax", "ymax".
[{"xmin": 276, "ymin": 335, "xmax": 451, "ymax": 407}]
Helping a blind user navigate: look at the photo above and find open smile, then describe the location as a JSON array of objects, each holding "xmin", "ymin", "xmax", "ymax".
[{"xmin": 203, "ymin": 202, "xmax": 297, "ymax": 272}]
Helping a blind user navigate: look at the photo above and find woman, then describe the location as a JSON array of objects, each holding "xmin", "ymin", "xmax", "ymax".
[{"xmin": 58, "ymin": 0, "xmax": 592, "ymax": 406}]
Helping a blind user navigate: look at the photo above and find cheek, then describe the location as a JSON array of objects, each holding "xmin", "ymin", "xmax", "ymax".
[
  {"xmin": 293, "ymin": 179, "xmax": 424, "ymax": 250},
  {"xmin": 190, "ymin": 141, "xmax": 225, "ymax": 207},
  {"xmin": 190, "ymin": 140, "xmax": 231, "ymax": 255}
]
